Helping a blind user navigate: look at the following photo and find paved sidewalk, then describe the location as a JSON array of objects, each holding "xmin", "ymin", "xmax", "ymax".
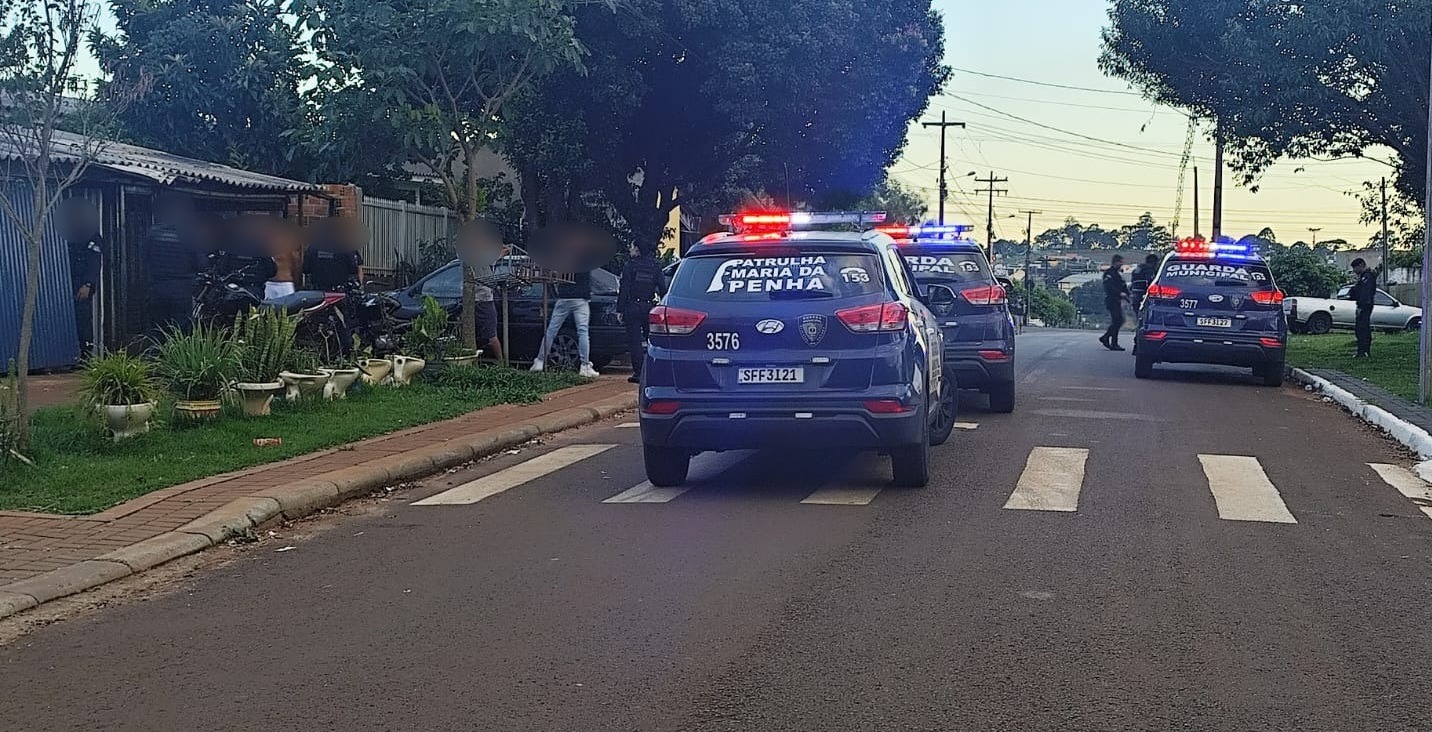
[{"xmin": 0, "ymin": 378, "xmax": 636, "ymax": 618}]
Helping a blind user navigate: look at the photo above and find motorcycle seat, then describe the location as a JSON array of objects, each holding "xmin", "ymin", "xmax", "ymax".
[{"xmin": 264, "ymin": 290, "xmax": 329, "ymax": 313}]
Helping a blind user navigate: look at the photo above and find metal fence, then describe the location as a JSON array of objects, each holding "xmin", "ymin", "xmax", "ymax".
[{"xmin": 361, "ymin": 197, "xmax": 458, "ymax": 276}]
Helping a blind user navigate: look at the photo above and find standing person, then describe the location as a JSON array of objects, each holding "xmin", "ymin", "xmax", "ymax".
[
  {"xmin": 1129, "ymin": 253, "xmax": 1159, "ymax": 312},
  {"xmin": 142, "ymin": 192, "xmax": 204, "ymax": 331},
  {"xmin": 303, "ymin": 217, "xmax": 365, "ymax": 291},
  {"xmin": 1350, "ymin": 257, "xmax": 1378, "ymax": 358},
  {"xmin": 617, "ymin": 243, "xmax": 668, "ymax": 383},
  {"xmin": 530, "ymin": 268, "xmax": 599, "ymax": 378},
  {"xmin": 1099, "ymin": 254, "xmax": 1129, "ymax": 351},
  {"xmin": 263, "ymin": 217, "xmax": 302, "ymax": 300},
  {"xmin": 58, "ymin": 198, "xmax": 103, "ymax": 357}
]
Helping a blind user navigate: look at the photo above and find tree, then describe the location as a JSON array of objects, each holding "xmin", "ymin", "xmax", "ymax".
[
  {"xmin": 1267, "ymin": 246, "xmax": 1344, "ymax": 298},
  {"xmin": 304, "ymin": 0, "xmax": 585, "ymax": 348},
  {"xmin": 1070, "ymin": 280, "xmax": 1109, "ymax": 317},
  {"xmin": 94, "ymin": 0, "xmax": 310, "ymax": 178},
  {"xmin": 1116, "ymin": 212, "xmax": 1174, "ymax": 251},
  {"xmin": 0, "ymin": 0, "xmax": 124, "ymax": 451},
  {"xmin": 850, "ymin": 175, "xmax": 928, "ymax": 225},
  {"xmin": 1010, "ymin": 284, "xmax": 1076, "ymax": 328},
  {"xmin": 1035, "ymin": 217, "xmax": 1118, "ymax": 250},
  {"xmin": 503, "ymin": 0, "xmax": 949, "ymax": 245},
  {"xmin": 1101, "ymin": 0, "xmax": 1430, "ymax": 209}
]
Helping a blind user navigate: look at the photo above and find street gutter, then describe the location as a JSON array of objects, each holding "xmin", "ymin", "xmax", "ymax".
[{"xmin": 1290, "ymin": 368, "xmax": 1432, "ymax": 481}]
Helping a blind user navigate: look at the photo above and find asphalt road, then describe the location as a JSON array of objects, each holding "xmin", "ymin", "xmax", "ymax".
[{"xmin": 4, "ymin": 329, "xmax": 1432, "ymax": 731}]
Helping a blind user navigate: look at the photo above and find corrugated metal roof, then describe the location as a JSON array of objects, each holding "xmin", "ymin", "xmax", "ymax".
[{"xmin": 0, "ymin": 130, "xmax": 320, "ymax": 193}]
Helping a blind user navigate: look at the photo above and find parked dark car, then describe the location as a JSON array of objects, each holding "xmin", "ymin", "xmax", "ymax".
[{"xmin": 383, "ymin": 260, "xmax": 627, "ymax": 370}]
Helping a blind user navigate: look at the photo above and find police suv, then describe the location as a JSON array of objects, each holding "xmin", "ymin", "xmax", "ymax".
[
  {"xmin": 877, "ymin": 224, "xmax": 1018, "ymax": 412},
  {"xmin": 639, "ymin": 212, "xmax": 957, "ymax": 488},
  {"xmin": 1134, "ymin": 238, "xmax": 1288, "ymax": 386}
]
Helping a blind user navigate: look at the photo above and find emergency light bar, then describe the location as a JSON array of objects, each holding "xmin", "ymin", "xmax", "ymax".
[
  {"xmin": 718, "ymin": 210, "xmax": 888, "ymax": 233},
  {"xmin": 1174, "ymin": 237, "xmax": 1257, "ymax": 259},
  {"xmin": 874, "ymin": 223, "xmax": 978, "ymax": 243}
]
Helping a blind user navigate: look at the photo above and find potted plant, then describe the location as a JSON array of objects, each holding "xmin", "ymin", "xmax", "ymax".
[
  {"xmin": 155, "ymin": 325, "xmax": 241, "ymax": 420},
  {"xmin": 231, "ymin": 309, "xmax": 297, "ymax": 416},
  {"xmin": 78, "ymin": 352, "xmax": 160, "ymax": 440},
  {"xmin": 279, "ymin": 348, "xmax": 331, "ymax": 401},
  {"xmin": 391, "ymin": 296, "xmax": 448, "ymax": 386}
]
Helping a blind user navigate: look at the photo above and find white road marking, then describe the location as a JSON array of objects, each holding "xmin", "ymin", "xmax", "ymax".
[
  {"xmin": 1198, "ymin": 455, "xmax": 1297, "ymax": 524},
  {"xmin": 617, "ymin": 422, "xmax": 640, "ymax": 428},
  {"xmin": 801, "ymin": 487, "xmax": 883, "ymax": 506},
  {"xmin": 413, "ymin": 445, "xmax": 616, "ymax": 505},
  {"xmin": 603, "ymin": 451, "xmax": 754, "ymax": 504},
  {"xmin": 1038, "ymin": 396, "xmax": 1097, "ymax": 403},
  {"xmin": 603, "ymin": 483, "xmax": 689, "ymax": 503},
  {"xmin": 1064, "ymin": 386, "xmax": 1124, "ymax": 392},
  {"xmin": 1034, "ymin": 409, "xmax": 1163, "ymax": 422},
  {"xmin": 954, "ymin": 422, "xmax": 980, "ymax": 431},
  {"xmin": 1004, "ymin": 447, "xmax": 1089, "ymax": 512},
  {"xmin": 1368, "ymin": 464, "xmax": 1432, "ymax": 520}
]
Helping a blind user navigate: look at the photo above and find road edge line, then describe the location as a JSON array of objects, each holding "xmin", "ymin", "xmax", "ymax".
[{"xmin": 1290, "ymin": 368, "xmax": 1432, "ymax": 479}]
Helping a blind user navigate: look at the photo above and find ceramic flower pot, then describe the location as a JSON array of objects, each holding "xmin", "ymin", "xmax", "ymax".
[
  {"xmin": 389, "ymin": 355, "xmax": 426, "ymax": 387},
  {"xmin": 360, "ymin": 358, "xmax": 393, "ymax": 386},
  {"xmin": 318, "ymin": 368, "xmax": 362, "ymax": 400},
  {"xmin": 440, "ymin": 351, "xmax": 483, "ymax": 368},
  {"xmin": 99, "ymin": 402, "xmax": 156, "ymax": 441},
  {"xmin": 279, "ymin": 371, "xmax": 332, "ymax": 401},
  {"xmin": 175, "ymin": 399, "xmax": 222, "ymax": 420},
  {"xmin": 234, "ymin": 381, "xmax": 284, "ymax": 416}
]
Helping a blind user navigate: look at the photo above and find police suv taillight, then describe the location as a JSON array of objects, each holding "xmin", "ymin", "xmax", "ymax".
[
  {"xmin": 836, "ymin": 302, "xmax": 909, "ymax": 333},
  {"xmin": 962, "ymin": 284, "xmax": 1007, "ymax": 305},
  {"xmin": 1249, "ymin": 290, "xmax": 1286, "ymax": 305},
  {"xmin": 1146, "ymin": 283, "xmax": 1181, "ymax": 300},
  {"xmin": 649, "ymin": 305, "xmax": 706, "ymax": 335}
]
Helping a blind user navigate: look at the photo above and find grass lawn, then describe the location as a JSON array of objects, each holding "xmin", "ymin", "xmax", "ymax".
[
  {"xmin": 0, "ymin": 368, "xmax": 584, "ymax": 515},
  {"xmin": 1286, "ymin": 331, "xmax": 1419, "ymax": 402}
]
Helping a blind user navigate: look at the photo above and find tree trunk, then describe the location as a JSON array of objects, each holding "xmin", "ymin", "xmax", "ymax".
[
  {"xmin": 14, "ymin": 183, "xmax": 47, "ymax": 451},
  {"xmin": 458, "ymin": 148, "xmax": 482, "ymax": 351}
]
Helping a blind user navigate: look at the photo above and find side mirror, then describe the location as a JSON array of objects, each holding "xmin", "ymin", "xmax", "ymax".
[
  {"xmin": 925, "ymin": 284, "xmax": 957, "ymax": 317},
  {"xmin": 996, "ymin": 277, "xmax": 1015, "ymax": 291}
]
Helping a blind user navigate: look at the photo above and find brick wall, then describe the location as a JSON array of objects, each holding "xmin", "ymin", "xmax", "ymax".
[{"xmin": 287, "ymin": 183, "xmax": 362, "ymax": 224}]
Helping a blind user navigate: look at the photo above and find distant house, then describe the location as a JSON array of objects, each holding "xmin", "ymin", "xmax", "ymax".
[
  {"xmin": 1057, "ymin": 272, "xmax": 1103, "ymax": 293},
  {"xmin": 0, "ymin": 130, "xmax": 323, "ymax": 370}
]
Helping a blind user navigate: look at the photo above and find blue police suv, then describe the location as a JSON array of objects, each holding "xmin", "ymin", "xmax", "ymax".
[
  {"xmin": 1134, "ymin": 238, "xmax": 1288, "ymax": 386},
  {"xmin": 639, "ymin": 212, "xmax": 958, "ymax": 488},
  {"xmin": 878, "ymin": 224, "xmax": 1018, "ymax": 412}
]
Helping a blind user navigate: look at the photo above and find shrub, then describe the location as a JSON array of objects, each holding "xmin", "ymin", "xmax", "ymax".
[
  {"xmin": 405, "ymin": 295, "xmax": 457, "ymax": 361},
  {"xmin": 154, "ymin": 325, "xmax": 242, "ymax": 401},
  {"xmin": 231, "ymin": 309, "xmax": 299, "ymax": 383},
  {"xmin": 78, "ymin": 352, "xmax": 160, "ymax": 407}
]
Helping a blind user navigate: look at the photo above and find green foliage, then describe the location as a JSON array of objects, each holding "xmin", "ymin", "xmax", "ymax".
[
  {"xmin": 1388, "ymin": 246, "xmax": 1424, "ymax": 271},
  {"xmin": 1267, "ymin": 247, "xmax": 1344, "ymax": 298},
  {"xmin": 0, "ymin": 362, "xmax": 20, "ymax": 464},
  {"xmin": 231, "ymin": 309, "xmax": 299, "ymax": 383},
  {"xmin": 1070, "ymin": 280, "xmax": 1110, "ymax": 317},
  {"xmin": 1023, "ymin": 286, "xmax": 1077, "ymax": 327},
  {"xmin": 432, "ymin": 364, "xmax": 583, "ymax": 404},
  {"xmin": 78, "ymin": 352, "xmax": 159, "ymax": 408},
  {"xmin": 1100, "ymin": 0, "xmax": 1429, "ymax": 208},
  {"xmin": 153, "ymin": 325, "xmax": 241, "ymax": 401},
  {"xmin": 845, "ymin": 175, "xmax": 929, "ymax": 224},
  {"xmin": 1288, "ymin": 332, "xmax": 1420, "ymax": 403},
  {"xmin": 405, "ymin": 296, "xmax": 456, "ymax": 361},
  {"xmin": 94, "ymin": 0, "xmax": 311, "ymax": 178}
]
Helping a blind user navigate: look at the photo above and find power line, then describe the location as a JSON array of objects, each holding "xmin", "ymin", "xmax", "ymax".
[
  {"xmin": 950, "ymin": 66, "xmax": 1147, "ymax": 97},
  {"xmin": 946, "ymin": 94, "xmax": 1190, "ymax": 158},
  {"xmin": 975, "ymin": 171, "xmax": 1010, "ymax": 254},
  {"xmin": 941, "ymin": 89, "xmax": 1183, "ymax": 115}
]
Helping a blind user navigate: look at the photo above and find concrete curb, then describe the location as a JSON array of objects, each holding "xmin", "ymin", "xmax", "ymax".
[
  {"xmin": 1290, "ymin": 368, "xmax": 1432, "ymax": 481},
  {"xmin": 0, "ymin": 392, "xmax": 636, "ymax": 622}
]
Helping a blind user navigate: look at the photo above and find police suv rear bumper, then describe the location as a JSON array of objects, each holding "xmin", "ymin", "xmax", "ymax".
[
  {"xmin": 943, "ymin": 342, "xmax": 1015, "ymax": 388},
  {"xmin": 639, "ymin": 389, "xmax": 925, "ymax": 451},
  {"xmin": 1140, "ymin": 330, "xmax": 1285, "ymax": 367}
]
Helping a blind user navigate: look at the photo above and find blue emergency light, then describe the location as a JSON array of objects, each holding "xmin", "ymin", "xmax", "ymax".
[{"xmin": 1175, "ymin": 236, "xmax": 1258, "ymax": 260}]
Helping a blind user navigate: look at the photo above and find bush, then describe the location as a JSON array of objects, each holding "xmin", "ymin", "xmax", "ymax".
[
  {"xmin": 154, "ymin": 325, "xmax": 242, "ymax": 401},
  {"xmin": 231, "ymin": 309, "xmax": 299, "ymax": 383},
  {"xmin": 405, "ymin": 295, "xmax": 458, "ymax": 361},
  {"xmin": 78, "ymin": 352, "xmax": 160, "ymax": 407}
]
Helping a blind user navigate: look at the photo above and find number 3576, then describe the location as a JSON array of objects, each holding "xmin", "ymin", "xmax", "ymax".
[{"xmin": 707, "ymin": 332, "xmax": 740, "ymax": 350}]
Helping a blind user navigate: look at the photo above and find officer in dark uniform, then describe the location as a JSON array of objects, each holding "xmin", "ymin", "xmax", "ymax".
[
  {"xmin": 142, "ymin": 192, "xmax": 205, "ymax": 331},
  {"xmin": 1099, "ymin": 254, "xmax": 1129, "ymax": 351},
  {"xmin": 617, "ymin": 243, "xmax": 668, "ymax": 383},
  {"xmin": 303, "ymin": 217, "xmax": 365, "ymax": 291},
  {"xmin": 1129, "ymin": 253, "xmax": 1159, "ymax": 312},
  {"xmin": 1350, "ymin": 257, "xmax": 1378, "ymax": 358},
  {"xmin": 58, "ymin": 198, "xmax": 103, "ymax": 357}
]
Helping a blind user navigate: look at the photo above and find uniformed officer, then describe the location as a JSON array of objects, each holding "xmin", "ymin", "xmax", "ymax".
[
  {"xmin": 1350, "ymin": 257, "xmax": 1379, "ymax": 358},
  {"xmin": 1099, "ymin": 254, "xmax": 1129, "ymax": 351},
  {"xmin": 1129, "ymin": 253, "xmax": 1159, "ymax": 312},
  {"xmin": 142, "ymin": 192, "xmax": 205, "ymax": 331},
  {"xmin": 58, "ymin": 198, "xmax": 103, "ymax": 357},
  {"xmin": 303, "ymin": 217, "xmax": 365, "ymax": 292},
  {"xmin": 616, "ymin": 243, "xmax": 668, "ymax": 383}
]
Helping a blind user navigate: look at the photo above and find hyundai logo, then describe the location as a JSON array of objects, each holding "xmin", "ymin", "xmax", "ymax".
[
  {"xmin": 755, "ymin": 319, "xmax": 785, "ymax": 335},
  {"xmin": 1208, "ymin": 295, "xmax": 1224, "ymax": 303}
]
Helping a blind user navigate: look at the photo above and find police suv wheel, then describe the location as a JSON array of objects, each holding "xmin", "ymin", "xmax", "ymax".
[
  {"xmin": 891, "ymin": 415, "xmax": 931, "ymax": 488},
  {"xmin": 1134, "ymin": 354, "xmax": 1154, "ymax": 379},
  {"xmin": 929, "ymin": 374, "xmax": 958, "ymax": 447},
  {"xmin": 987, "ymin": 381, "xmax": 1015, "ymax": 414},
  {"xmin": 1261, "ymin": 362, "xmax": 1286, "ymax": 388},
  {"xmin": 643, "ymin": 443, "xmax": 690, "ymax": 487}
]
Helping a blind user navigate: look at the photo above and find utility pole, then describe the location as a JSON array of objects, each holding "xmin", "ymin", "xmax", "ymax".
[
  {"xmin": 1420, "ymin": 47, "xmax": 1432, "ymax": 403},
  {"xmin": 920, "ymin": 111, "xmax": 967, "ymax": 225},
  {"xmin": 1308, "ymin": 227, "xmax": 1322, "ymax": 247},
  {"xmin": 1212, "ymin": 125, "xmax": 1225, "ymax": 241},
  {"xmin": 1380, "ymin": 177, "xmax": 1390, "ymax": 285},
  {"xmin": 1193, "ymin": 166, "xmax": 1201, "ymax": 240},
  {"xmin": 975, "ymin": 171, "xmax": 1009, "ymax": 259},
  {"xmin": 1019, "ymin": 209, "xmax": 1041, "ymax": 328}
]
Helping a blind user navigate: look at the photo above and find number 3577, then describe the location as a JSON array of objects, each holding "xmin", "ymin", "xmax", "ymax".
[{"xmin": 707, "ymin": 332, "xmax": 740, "ymax": 351}]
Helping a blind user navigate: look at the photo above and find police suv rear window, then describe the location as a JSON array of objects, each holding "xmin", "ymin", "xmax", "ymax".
[
  {"xmin": 900, "ymin": 248, "xmax": 991, "ymax": 284},
  {"xmin": 669, "ymin": 253, "xmax": 885, "ymax": 301},
  {"xmin": 1158, "ymin": 257, "xmax": 1274, "ymax": 289}
]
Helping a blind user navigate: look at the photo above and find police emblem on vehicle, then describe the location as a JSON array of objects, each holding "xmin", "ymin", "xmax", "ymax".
[
  {"xmin": 755, "ymin": 319, "xmax": 785, "ymax": 335},
  {"xmin": 1208, "ymin": 294, "xmax": 1224, "ymax": 303},
  {"xmin": 798, "ymin": 314, "xmax": 827, "ymax": 347}
]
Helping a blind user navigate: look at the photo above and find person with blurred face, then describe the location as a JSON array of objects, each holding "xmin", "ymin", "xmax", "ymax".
[
  {"xmin": 263, "ymin": 217, "xmax": 303, "ymax": 300},
  {"xmin": 531, "ymin": 268, "xmax": 598, "ymax": 378},
  {"xmin": 617, "ymin": 242, "xmax": 667, "ymax": 383},
  {"xmin": 142, "ymin": 191, "xmax": 204, "ymax": 331},
  {"xmin": 304, "ymin": 217, "xmax": 365, "ymax": 292},
  {"xmin": 58, "ymin": 197, "xmax": 103, "ymax": 356}
]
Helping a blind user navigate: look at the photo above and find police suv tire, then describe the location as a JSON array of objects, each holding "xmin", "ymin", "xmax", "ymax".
[
  {"xmin": 987, "ymin": 381, "xmax": 1015, "ymax": 414},
  {"xmin": 929, "ymin": 374, "xmax": 958, "ymax": 447},
  {"xmin": 643, "ymin": 444, "xmax": 690, "ymax": 487},
  {"xmin": 1134, "ymin": 354, "xmax": 1154, "ymax": 379},
  {"xmin": 891, "ymin": 418, "xmax": 931, "ymax": 488},
  {"xmin": 1261, "ymin": 362, "xmax": 1285, "ymax": 388},
  {"xmin": 1307, "ymin": 312, "xmax": 1332, "ymax": 335}
]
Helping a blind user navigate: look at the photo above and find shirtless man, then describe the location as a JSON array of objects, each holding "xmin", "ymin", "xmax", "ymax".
[{"xmin": 264, "ymin": 218, "xmax": 303, "ymax": 300}]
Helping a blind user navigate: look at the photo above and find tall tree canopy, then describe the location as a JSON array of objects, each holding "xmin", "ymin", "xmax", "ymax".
[
  {"xmin": 94, "ymin": 0, "xmax": 309, "ymax": 178},
  {"xmin": 1100, "ymin": 0, "xmax": 1430, "ymax": 208},
  {"xmin": 503, "ymin": 0, "xmax": 949, "ymax": 245}
]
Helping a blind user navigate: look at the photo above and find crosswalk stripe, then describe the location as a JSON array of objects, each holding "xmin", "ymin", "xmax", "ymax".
[
  {"xmin": 1198, "ymin": 455, "xmax": 1297, "ymax": 524},
  {"xmin": 1004, "ymin": 447, "xmax": 1088, "ymax": 512},
  {"xmin": 1367, "ymin": 464, "xmax": 1432, "ymax": 520},
  {"xmin": 413, "ymin": 445, "xmax": 617, "ymax": 505},
  {"xmin": 603, "ymin": 482, "xmax": 689, "ymax": 503},
  {"xmin": 801, "ymin": 487, "xmax": 883, "ymax": 506},
  {"xmin": 954, "ymin": 422, "xmax": 979, "ymax": 431},
  {"xmin": 617, "ymin": 422, "xmax": 640, "ymax": 428}
]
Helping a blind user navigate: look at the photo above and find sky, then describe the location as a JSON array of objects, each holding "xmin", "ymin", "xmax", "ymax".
[{"xmin": 891, "ymin": 0, "xmax": 1391, "ymax": 247}]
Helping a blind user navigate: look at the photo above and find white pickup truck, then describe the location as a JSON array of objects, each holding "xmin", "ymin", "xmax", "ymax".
[{"xmin": 1284, "ymin": 286, "xmax": 1423, "ymax": 334}]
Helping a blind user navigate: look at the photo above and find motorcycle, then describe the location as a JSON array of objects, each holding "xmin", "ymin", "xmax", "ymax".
[
  {"xmin": 192, "ymin": 252, "xmax": 350, "ymax": 360},
  {"xmin": 344, "ymin": 283, "xmax": 408, "ymax": 357}
]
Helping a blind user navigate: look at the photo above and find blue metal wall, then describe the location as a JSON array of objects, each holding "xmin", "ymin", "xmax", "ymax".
[{"xmin": 0, "ymin": 180, "xmax": 80, "ymax": 371}]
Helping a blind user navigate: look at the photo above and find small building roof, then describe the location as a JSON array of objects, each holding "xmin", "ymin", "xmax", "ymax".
[{"xmin": 0, "ymin": 129, "xmax": 320, "ymax": 194}]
